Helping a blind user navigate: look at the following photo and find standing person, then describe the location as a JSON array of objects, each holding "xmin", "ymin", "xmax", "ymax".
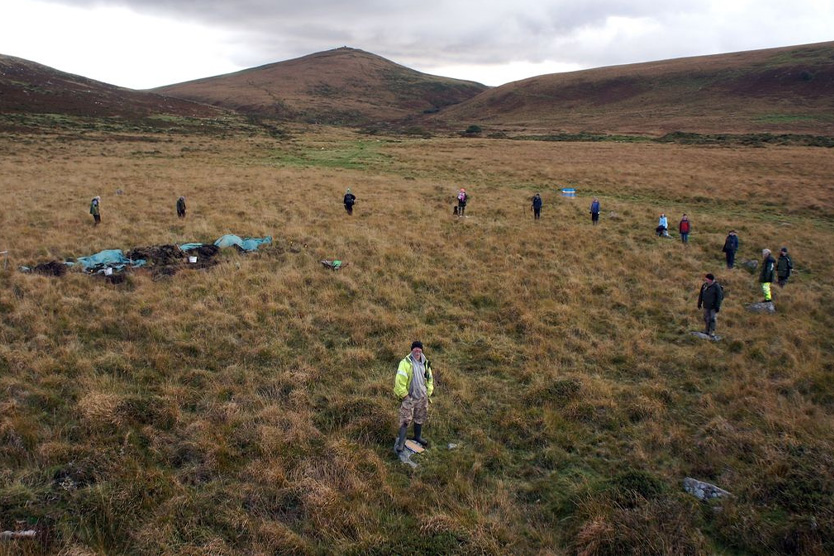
[
  {"xmin": 393, "ymin": 341, "xmax": 434, "ymax": 454},
  {"xmin": 657, "ymin": 213, "xmax": 668, "ymax": 237},
  {"xmin": 697, "ymin": 273, "xmax": 724, "ymax": 338},
  {"xmin": 679, "ymin": 214, "xmax": 691, "ymax": 244},
  {"xmin": 722, "ymin": 230, "xmax": 739, "ymax": 269},
  {"xmin": 89, "ymin": 196, "xmax": 101, "ymax": 226},
  {"xmin": 176, "ymin": 196, "xmax": 187, "ymax": 218},
  {"xmin": 777, "ymin": 247, "xmax": 793, "ymax": 287},
  {"xmin": 760, "ymin": 248, "xmax": 776, "ymax": 303},
  {"xmin": 531, "ymin": 193, "xmax": 543, "ymax": 220},
  {"xmin": 457, "ymin": 188, "xmax": 468, "ymax": 217},
  {"xmin": 343, "ymin": 188, "xmax": 356, "ymax": 215},
  {"xmin": 590, "ymin": 198, "xmax": 600, "ymax": 225}
]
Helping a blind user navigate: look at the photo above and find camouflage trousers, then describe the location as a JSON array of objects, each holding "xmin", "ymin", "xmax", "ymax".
[{"xmin": 398, "ymin": 395, "xmax": 429, "ymax": 427}]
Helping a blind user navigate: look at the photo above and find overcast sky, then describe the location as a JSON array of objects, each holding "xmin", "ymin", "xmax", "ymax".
[{"xmin": 3, "ymin": 0, "xmax": 833, "ymax": 89}]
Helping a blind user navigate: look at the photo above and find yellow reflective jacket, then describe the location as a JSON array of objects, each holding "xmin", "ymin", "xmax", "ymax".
[{"xmin": 393, "ymin": 354, "xmax": 434, "ymax": 400}]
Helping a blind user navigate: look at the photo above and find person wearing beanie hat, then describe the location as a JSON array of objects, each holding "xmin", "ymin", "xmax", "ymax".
[
  {"xmin": 777, "ymin": 247, "xmax": 793, "ymax": 288},
  {"xmin": 343, "ymin": 188, "xmax": 356, "ymax": 215},
  {"xmin": 393, "ymin": 341, "xmax": 434, "ymax": 454},
  {"xmin": 760, "ymin": 249, "xmax": 776, "ymax": 302},
  {"xmin": 697, "ymin": 273, "xmax": 724, "ymax": 337}
]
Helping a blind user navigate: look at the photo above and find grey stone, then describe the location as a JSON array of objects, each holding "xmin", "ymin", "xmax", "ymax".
[
  {"xmin": 683, "ymin": 477, "xmax": 732, "ymax": 500},
  {"xmin": 747, "ymin": 302, "xmax": 776, "ymax": 313},
  {"xmin": 691, "ymin": 331, "xmax": 721, "ymax": 341}
]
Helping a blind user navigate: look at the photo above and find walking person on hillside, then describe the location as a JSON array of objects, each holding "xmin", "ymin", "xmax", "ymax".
[
  {"xmin": 590, "ymin": 198, "xmax": 600, "ymax": 225},
  {"xmin": 89, "ymin": 196, "xmax": 101, "ymax": 226},
  {"xmin": 393, "ymin": 341, "xmax": 434, "ymax": 455},
  {"xmin": 679, "ymin": 214, "xmax": 691, "ymax": 244},
  {"xmin": 343, "ymin": 188, "xmax": 356, "ymax": 215},
  {"xmin": 777, "ymin": 247, "xmax": 793, "ymax": 287},
  {"xmin": 722, "ymin": 230, "xmax": 739, "ymax": 269},
  {"xmin": 760, "ymin": 248, "xmax": 776, "ymax": 303},
  {"xmin": 656, "ymin": 213, "xmax": 669, "ymax": 237},
  {"xmin": 531, "ymin": 193, "xmax": 543, "ymax": 220},
  {"xmin": 457, "ymin": 188, "xmax": 469, "ymax": 217},
  {"xmin": 177, "ymin": 196, "xmax": 187, "ymax": 218},
  {"xmin": 697, "ymin": 273, "xmax": 724, "ymax": 338}
]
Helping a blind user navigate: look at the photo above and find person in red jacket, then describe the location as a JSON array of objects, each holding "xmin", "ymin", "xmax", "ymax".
[{"xmin": 679, "ymin": 214, "xmax": 691, "ymax": 244}]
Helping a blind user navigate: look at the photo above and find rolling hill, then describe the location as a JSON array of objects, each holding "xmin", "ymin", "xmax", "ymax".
[
  {"xmin": 0, "ymin": 54, "xmax": 225, "ymax": 129},
  {"xmin": 430, "ymin": 42, "xmax": 834, "ymax": 136},
  {"xmin": 153, "ymin": 47, "xmax": 488, "ymax": 126}
]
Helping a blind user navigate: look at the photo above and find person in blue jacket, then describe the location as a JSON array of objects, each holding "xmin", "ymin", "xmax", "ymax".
[
  {"xmin": 722, "ymin": 230, "xmax": 739, "ymax": 269},
  {"xmin": 590, "ymin": 198, "xmax": 600, "ymax": 225},
  {"xmin": 531, "ymin": 193, "xmax": 543, "ymax": 220}
]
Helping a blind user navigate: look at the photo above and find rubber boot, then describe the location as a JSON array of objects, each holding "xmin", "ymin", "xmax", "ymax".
[
  {"xmin": 412, "ymin": 423, "xmax": 429, "ymax": 448},
  {"xmin": 394, "ymin": 425, "xmax": 407, "ymax": 454}
]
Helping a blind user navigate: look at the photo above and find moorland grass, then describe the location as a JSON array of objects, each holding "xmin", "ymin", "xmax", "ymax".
[{"xmin": 1, "ymin": 127, "xmax": 833, "ymax": 554}]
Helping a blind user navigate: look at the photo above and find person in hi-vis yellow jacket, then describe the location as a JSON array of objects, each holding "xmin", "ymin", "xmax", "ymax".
[{"xmin": 393, "ymin": 341, "xmax": 434, "ymax": 454}]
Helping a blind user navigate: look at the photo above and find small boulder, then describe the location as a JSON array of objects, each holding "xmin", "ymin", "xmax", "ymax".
[
  {"xmin": 683, "ymin": 477, "xmax": 731, "ymax": 501},
  {"xmin": 747, "ymin": 302, "xmax": 776, "ymax": 313}
]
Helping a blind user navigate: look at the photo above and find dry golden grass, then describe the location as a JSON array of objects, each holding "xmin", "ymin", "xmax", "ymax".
[{"xmin": 1, "ymin": 126, "xmax": 833, "ymax": 554}]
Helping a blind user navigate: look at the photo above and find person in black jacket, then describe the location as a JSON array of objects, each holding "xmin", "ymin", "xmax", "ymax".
[
  {"xmin": 722, "ymin": 230, "xmax": 739, "ymax": 269},
  {"xmin": 531, "ymin": 193, "xmax": 543, "ymax": 220},
  {"xmin": 176, "ymin": 196, "xmax": 186, "ymax": 218},
  {"xmin": 760, "ymin": 249, "xmax": 776, "ymax": 303},
  {"xmin": 697, "ymin": 273, "xmax": 724, "ymax": 337},
  {"xmin": 343, "ymin": 188, "xmax": 356, "ymax": 215},
  {"xmin": 777, "ymin": 247, "xmax": 793, "ymax": 287}
]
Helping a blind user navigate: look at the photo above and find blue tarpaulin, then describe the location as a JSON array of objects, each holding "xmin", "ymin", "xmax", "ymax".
[
  {"xmin": 76, "ymin": 249, "xmax": 146, "ymax": 272},
  {"xmin": 213, "ymin": 235, "xmax": 272, "ymax": 252}
]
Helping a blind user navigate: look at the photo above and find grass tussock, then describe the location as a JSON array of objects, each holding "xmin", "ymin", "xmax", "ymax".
[{"xmin": 1, "ymin": 127, "xmax": 834, "ymax": 554}]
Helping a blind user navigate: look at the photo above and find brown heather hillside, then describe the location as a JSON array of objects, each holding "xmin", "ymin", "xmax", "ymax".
[
  {"xmin": 432, "ymin": 42, "xmax": 834, "ymax": 136},
  {"xmin": 0, "ymin": 54, "xmax": 229, "ymax": 132},
  {"xmin": 153, "ymin": 47, "xmax": 488, "ymax": 126}
]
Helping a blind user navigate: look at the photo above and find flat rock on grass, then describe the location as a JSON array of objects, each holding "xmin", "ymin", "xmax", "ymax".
[
  {"xmin": 747, "ymin": 302, "xmax": 776, "ymax": 313},
  {"xmin": 691, "ymin": 331, "xmax": 722, "ymax": 341},
  {"xmin": 396, "ymin": 440, "xmax": 425, "ymax": 468},
  {"xmin": 683, "ymin": 477, "xmax": 732, "ymax": 501}
]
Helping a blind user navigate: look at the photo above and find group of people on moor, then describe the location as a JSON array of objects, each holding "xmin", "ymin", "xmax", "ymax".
[{"xmin": 86, "ymin": 186, "xmax": 794, "ymax": 457}]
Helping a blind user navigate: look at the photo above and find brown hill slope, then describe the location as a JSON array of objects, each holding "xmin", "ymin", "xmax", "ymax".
[
  {"xmin": 153, "ymin": 47, "xmax": 488, "ymax": 125},
  {"xmin": 432, "ymin": 42, "xmax": 834, "ymax": 136},
  {"xmin": 0, "ymin": 54, "xmax": 224, "ymax": 127}
]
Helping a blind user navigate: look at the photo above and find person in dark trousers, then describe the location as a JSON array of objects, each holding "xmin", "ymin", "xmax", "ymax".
[
  {"xmin": 722, "ymin": 230, "xmax": 739, "ymax": 269},
  {"xmin": 457, "ymin": 188, "xmax": 468, "ymax": 217},
  {"xmin": 343, "ymin": 188, "xmax": 356, "ymax": 215},
  {"xmin": 760, "ymin": 248, "xmax": 776, "ymax": 303},
  {"xmin": 177, "ymin": 196, "xmax": 187, "ymax": 218},
  {"xmin": 89, "ymin": 196, "xmax": 101, "ymax": 226},
  {"xmin": 777, "ymin": 247, "xmax": 793, "ymax": 287},
  {"xmin": 393, "ymin": 341, "xmax": 434, "ymax": 455},
  {"xmin": 697, "ymin": 273, "xmax": 724, "ymax": 337},
  {"xmin": 679, "ymin": 214, "xmax": 691, "ymax": 244},
  {"xmin": 531, "ymin": 193, "xmax": 542, "ymax": 220},
  {"xmin": 590, "ymin": 198, "xmax": 600, "ymax": 225}
]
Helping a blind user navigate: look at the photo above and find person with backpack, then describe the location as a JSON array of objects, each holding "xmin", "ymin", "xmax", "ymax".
[
  {"xmin": 679, "ymin": 214, "xmax": 691, "ymax": 244},
  {"xmin": 343, "ymin": 188, "xmax": 356, "ymax": 215},
  {"xmin": 777, "ymin": 247, "xmax": 793, "ymax": 287},
  {"xmin": 176, "ymin": 196, "xmax": 187, "ymax": 218},
  {"xmin": 760, "ymin": 248, "xmax": 776, "ymax": 303},
  {"xmin": 589, "ymin": 198, "xmax": 600, "ymax": 225},
  {"xmin": 457, "ymin": 188, "xmax": 468, "ymax": 217},
  {"xmin": 89, "ymin": 196, "xmax": 101, "ymax": 226},
  {"xmin": 722, "ymin": 230, "xmax": 739, "ymax": 269},
  {"xmin": 697, "ymin": 273, "xmax": 724, "ymax": 338},
  {"xmin": 393, "ymin": 341, "xmax": 435, "ymax": 455},
  {"xmin": 531, "ymin": 193, "xmax": 543, "ymax": 220}
]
